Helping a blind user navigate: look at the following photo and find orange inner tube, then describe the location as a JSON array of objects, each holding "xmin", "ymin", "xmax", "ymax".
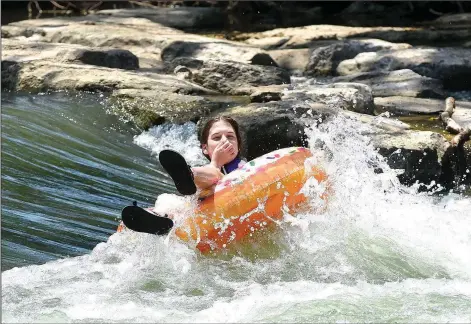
[
  {"xmin": 117, "ymin": 147, "xmax": 329, "ymax": 253},
  {"xmin": 173, "ymin": 147, "xmax": 329, "ymax": 253}
]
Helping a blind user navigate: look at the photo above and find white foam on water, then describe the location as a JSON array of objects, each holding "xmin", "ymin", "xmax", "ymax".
[
  {"xmin": 300, "ymin": 115, "xmax": 471, "ymax": 281},
  {"xmin": 132, "ymin": 122, "xmax": 207, "ymax": 166},
  {"xmin": 187, "ymin": 278, "xmax": 471, "ymax": 323},
  {"xmin": 3, "ymin": 115, "xmax": 471, "ymax": 323}
]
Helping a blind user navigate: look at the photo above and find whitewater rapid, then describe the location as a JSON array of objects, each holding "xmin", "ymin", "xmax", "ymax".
[{"xmin": 3, "ymin": 110, "xmax": 471, "ymax": 322}]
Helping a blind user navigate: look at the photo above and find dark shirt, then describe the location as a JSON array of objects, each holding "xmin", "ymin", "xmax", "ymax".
[{"xmin": 221, "ymin": 157, "xmax": 245, "ymax": 175}]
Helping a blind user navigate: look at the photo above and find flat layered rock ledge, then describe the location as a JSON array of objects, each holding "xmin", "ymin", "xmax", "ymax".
[{"xmin": 2, "ymin": 9, "xmax": 470, "ymax": 190}]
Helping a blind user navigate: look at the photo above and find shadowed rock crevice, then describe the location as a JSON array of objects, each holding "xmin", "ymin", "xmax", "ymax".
[{"xmin": 1, "ymin": 61, "xmax": 21, "ymax": 91}]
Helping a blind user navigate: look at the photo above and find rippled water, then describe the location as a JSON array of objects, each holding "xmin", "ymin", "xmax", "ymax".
[
  {"xmin": 2, "ymin": 91, "xmax": 471, "ymax": 323},
  {"xmin": 1, "ymin": 92, "xmax": 179, "ymax": 270}
]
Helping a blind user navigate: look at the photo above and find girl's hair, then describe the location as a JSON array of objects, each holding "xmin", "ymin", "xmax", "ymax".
[{"xmin": 199, "ymin": 116, "xmax": 243, "ymax": 160}]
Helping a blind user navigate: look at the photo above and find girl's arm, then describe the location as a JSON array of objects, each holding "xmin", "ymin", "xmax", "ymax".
[{"xmin": 191, "ymin": 165, "xmax": 224, "ymax": 190}]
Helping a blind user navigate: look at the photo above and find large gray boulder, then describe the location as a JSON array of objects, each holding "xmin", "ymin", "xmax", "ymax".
[
  {"xmin": 167, "ymin": 57, "xmax": 290, "ymax": 95},
  {"xmin": 161, "ymin": 41, "xmax": 277, "ymax": 66},
  {"xmin": 370, "ymin": 131, "xmax": 452, "ymax": 188},
  {"xmin": 267, "ymin": 48, "xmax": 312, "ymax": 73},
  {"xmin": 336, "ymin": 47, "xmax": 471, "ymax": 90},
  {"xmin": 283, "ymin": 82, "xmax": 375, "ymax": 115},
  {"xmin": 108, "ymin": 89, "xmax": 222, "ymax": 129},
  {"xmin": 304, "ymin": 39, "xmax": 411, "ymax": 76},
  {"xmin": 333, "ymin": 69, "xmax": 445, "ymax": 98},
  {"xmin": 60, "ymin": 48, "xmax": 139, "ymax": 70}
]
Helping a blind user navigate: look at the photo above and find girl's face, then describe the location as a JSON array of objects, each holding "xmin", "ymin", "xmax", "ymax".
[{"xmin": 202, "ymin": 120, "xmax": 239, "ymax": 160}]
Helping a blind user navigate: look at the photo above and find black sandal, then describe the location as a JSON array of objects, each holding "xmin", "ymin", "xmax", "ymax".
[
  {"xmin": 121, "ymin": 204, "xmax": 174, "ymax": 235},
  {"xmin": 159, "ymin": 149, "xmax": 197, "ymax": 195}
]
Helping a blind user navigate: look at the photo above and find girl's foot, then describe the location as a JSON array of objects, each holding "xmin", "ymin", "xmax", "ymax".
[
  {"xmin": 121, "ymin": 204, "xmax": 174, "ymax": 235},
  {"xmin": 159, "ymin": 149, "xmax": 197, "ymax": 195}
]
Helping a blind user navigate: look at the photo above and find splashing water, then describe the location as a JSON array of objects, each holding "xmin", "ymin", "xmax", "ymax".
[
  {"xmin": 303, "ymin": 115, "xmax": 471, "ymax": 281},
  {"xmin": 3, "ymin": 114, "xmax": 471, "ymax": 323},
  {"xmin": 133, "ymin": 122, "xmax": 207, "ymax": 166}
]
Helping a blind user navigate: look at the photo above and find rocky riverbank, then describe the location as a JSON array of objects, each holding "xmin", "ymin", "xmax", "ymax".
[{"xmin": 2, "ymin": 7, "xmax": 470, "ymax": 191}]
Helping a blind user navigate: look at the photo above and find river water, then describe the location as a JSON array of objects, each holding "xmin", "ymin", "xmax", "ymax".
[{"xmin": 2, "ymin": 91, "xmax": 471, "ymax": 323}]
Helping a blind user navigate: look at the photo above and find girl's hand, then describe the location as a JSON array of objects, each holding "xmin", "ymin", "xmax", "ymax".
[{"xmin": 211, "ymin": 138, "xmax": 236, "ymax": 168}]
